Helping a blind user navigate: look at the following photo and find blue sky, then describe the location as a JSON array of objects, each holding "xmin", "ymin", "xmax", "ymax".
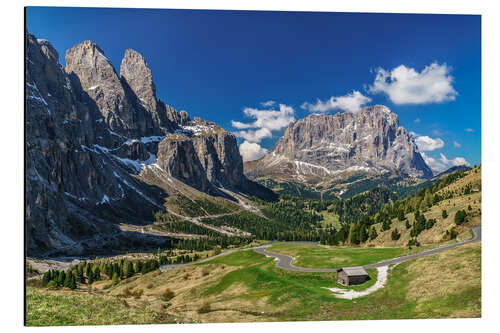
[{"xmin": 26, "ymin": 7, "xmax": 481, "ymax": 171}]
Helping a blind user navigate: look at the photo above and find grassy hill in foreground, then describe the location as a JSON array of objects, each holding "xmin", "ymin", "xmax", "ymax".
[{"xmin": 26, "ymin": 240, "xmax": 480, "ymax": 325}]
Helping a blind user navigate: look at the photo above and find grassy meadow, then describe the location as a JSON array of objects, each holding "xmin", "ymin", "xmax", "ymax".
[{"xmin": 266, "ymin": 243, "xmax": 434, "ymax": 269}]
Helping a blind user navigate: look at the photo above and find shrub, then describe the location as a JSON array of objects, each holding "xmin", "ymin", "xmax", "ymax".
[
  {"xmin": 442, "ymin": 209, "xmax": 448, "ymax": 219},
  {"xmin": 46, "ymin": 280, "xmax": 58, "ymax": 289},
  {"xmin": 391, "ymin": 228, "xmax": 401, "ymax": 240},
  {"xmin": 454, "ymin": 210, "xmax": 467, "ymax": 225},
  {"xmin": 381, "ymin": 219, "xmax": 391, "ymax": 231},
  {"xmin": 444, "ymin": 228, "xmax": 458, "ymax": 241},
  {"xmin": 133, "ymin": 289, "xmax": 144, "ymax": 299},
  {"xmin": 197, "ymin": 303, "xmax": 211, "ymax": 314},
  {"xmin": 407, "ymin": 238, "xmax": 420, "ymax": 247},
  {"xmin": 120, "ymin": 287, "xmax": 133, "ymax": 298},
  {"xmin": 425, "ymin": 218, "xmax": 436, "ymax": 229},
  {"xmin": 162, "ymin": 289, "xmax": 175, "ymax": 301}
]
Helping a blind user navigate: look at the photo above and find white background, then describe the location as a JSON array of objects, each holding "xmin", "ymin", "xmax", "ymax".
[{"xmin": 1, "ymin": 0, "xmax": 498, "ymax": 332}]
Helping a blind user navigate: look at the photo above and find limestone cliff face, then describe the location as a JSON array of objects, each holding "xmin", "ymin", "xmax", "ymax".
[
  {"xmin": 26, "ymin": 34, "xmax": 274, "ymax": 256},
  {"xmin": 157, "ymin": 135, "xmax": 212, "ymax": 194},
  {"xmin": 246, "ymin": 105, "xmax": 432, "ymax": 182},
  {"xmin": 119, "ymin": 49, "xmax": 175, "ymax": 132},
  {"xmin": 26, "ymin": 34, "xmax": 167, "ymax": 256},
  {"xmin": 189, "ymin": 120, "xmax": 245, "ymax": 189}
]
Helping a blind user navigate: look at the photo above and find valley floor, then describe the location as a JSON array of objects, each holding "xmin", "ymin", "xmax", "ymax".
[{"xmin": 26, "ymin": 236, "xmax": 481, "ymax": 325}]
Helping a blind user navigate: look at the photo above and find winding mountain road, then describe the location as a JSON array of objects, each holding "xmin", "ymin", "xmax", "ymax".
[
  {"xmin": 160, "ymin": 226, "xmax": 481, "ymax": 273},
  {"xmin": 255, "ymin": 226, "xmax": 482, "ymax": 272}
]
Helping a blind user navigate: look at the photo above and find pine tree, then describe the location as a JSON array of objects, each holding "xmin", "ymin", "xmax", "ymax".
[
  {"xmin": 93, "ymin": 267, "xmax": 101, "ymax": 281},
  {"xmin": 124, "ymin": 261, "xmax": 134, "ymax": 278},
  {"xmin": 112, "ymin": 272, "xmax": 120, "ymax": 285},
  {"xmin": 347, "ymin": 224, "xmax": 359, "ymax": 245},
  {"xmin": 68, "ymin": 273, "xmax": 76, "ymax": 290},
  {"xmin": 42, "ymin": 272, "xmax": 50, "ymax": 287},
  {"xmin": 369, "ymin": 226, "xmax": 378, "ymax": 240},
  {"xmin": 85, "ymin": 262, "xmax": 92, "ymax": 278},
  {"xmin": 63, "ymin": 271, "xmax": 72, "ymax": 288},
  {"xmin": 382, "ymin": 219, "xmax": 391, "ymax": 231},
  {"xmin": 135, "ymin": 261, "xmax": 143, "ymax": 274},
  {"xmin": 359, "ymin": 226, "xmax": 368, "ymax": 243},
  {"xmin": 391, "ymin": 228, "xmax": 401, "ymax": 240},
  {"xmin": 87, "ymin": 270, "xmax": 94, "ymax": 285},
  {"xmin": 57, "ymin": 271, "xmax": 66, "ymax": 287},
  {"xmin": 454, "ymin": 210, "xmax": 467, "ymax": 225}
]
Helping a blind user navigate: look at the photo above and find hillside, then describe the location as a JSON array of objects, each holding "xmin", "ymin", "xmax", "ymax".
[
  {"xmin": 26, "ymin": 239, "xmax": 480, "ymax": 325},
  {"xmin": 366, "ymin": 165, "xmax": 481, "ymax": 247}
]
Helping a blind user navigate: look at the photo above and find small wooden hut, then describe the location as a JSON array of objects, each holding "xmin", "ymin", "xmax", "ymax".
[{"xmin": 336, "ymin": 267, "xmax": 370, "ymax": 286}]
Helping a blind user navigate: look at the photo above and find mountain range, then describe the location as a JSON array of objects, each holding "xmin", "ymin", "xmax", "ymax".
[
  {"xmin": 26, "ymin": 33, "xmax": 274, "ymax": 257},
  {"xmin": 244, "ymin": 105, "xmax": 433, "ymax": 199},
  {"xmin": 26, "ymin": 33, "xmax": 436, "ymax": 257}
]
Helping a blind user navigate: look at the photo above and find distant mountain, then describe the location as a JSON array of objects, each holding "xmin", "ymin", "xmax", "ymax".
[
  {"xmin": 244, "ymin": 105, "xmax": 432, "ymax": 198},
  {"xmin": 25, "ymin": 34, "xmax": 275, "ymax": 257},
  {"xmin": 433, "ymin": 165, "xmax": 471, "ymax": 179}
]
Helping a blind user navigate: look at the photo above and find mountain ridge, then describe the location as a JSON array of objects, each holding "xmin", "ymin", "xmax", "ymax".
[
  {"xmin": 244, "ymin": 105, "xmax": 432, "ymax": 198},
  {"xmin": 26, "ymin": 33, "xmax": 274, "ymax": 257}
]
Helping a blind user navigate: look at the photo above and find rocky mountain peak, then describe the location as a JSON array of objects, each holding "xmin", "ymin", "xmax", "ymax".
[
  {"xmin": 26, "ymin": 33, "xmax": 276, "ymax": 256},
  {"xmin": 36, "ymin": 38, "xmax": 59, "ymax": 62},
  {"xmin": 65, "ymin": 40, "xmax": 141, "ymax": 136},
  {"xmin": 248, "ymin": 105, "xmax": 432, "ymax": 182},
  {"xmin": 120, "ymin": 48, "xmax": 158, "ymax": 114}
]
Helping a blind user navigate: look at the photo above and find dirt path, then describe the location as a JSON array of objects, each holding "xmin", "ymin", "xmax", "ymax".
[
  {"xmin": 119, "ymin": 223, "xmax": 202, "ymax": 238},
  {"xmin": 325, "ymin": 266, "xmax": 390, "ymax": 299}
]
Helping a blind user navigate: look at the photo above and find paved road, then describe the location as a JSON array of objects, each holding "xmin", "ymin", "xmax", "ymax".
[
  {"xmin": 159, "ymin": 241, "xmax": 318, "ymax": 272},
  {"xmin": 160, "ymin": 226, "xmax": 481, "ymax": 272},
  {"xmin": 364, "ymin": 226, "xmax": 481, "ymax": 269}
]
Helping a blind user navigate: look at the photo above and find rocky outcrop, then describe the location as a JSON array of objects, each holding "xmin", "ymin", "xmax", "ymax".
[
  {"xmin": 246, "ymin": 105, "xmax": 432, "ymax": 185},
  {"xmin": 120, "ymin": 49, "xmax": 176, "ymax": 132},
  {"xmin": 157, "ymin": 134, "xmax": 213, "ymax": 193},
  {"xmin": 165, "ymin": 104, "xmax": 190, "ymax": 126},
  {"xmin": 26, "ymin": 34, "xmax": 274, "ymax": 256}
]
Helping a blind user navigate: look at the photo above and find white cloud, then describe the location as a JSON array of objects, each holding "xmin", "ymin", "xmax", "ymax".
[
  {"xmin": 421, "ymin": 152, "xmax": 470, "ymax": 173},
  {"xmin": 301, "ymin": 90, "xmax": 371, "ymax": 113},
  {"xmin": 439, "ymin": 153, "xmax": 470, "ymax": 168},
  {"xmin": 465, "ymin": 128, "xmax": 475, "ymax": 133},
  {"xmin": 239, "ymin": 141, "xmax": 268, "ymax": 162},
  {"xmin": 414, "ymin": 118, "xmax": 421, "ymax": 123},
  {"xmin": 234, "ymin": 128, "xmax": 272, "ymax": 143},
  {"xmin": 261, "ymin": 100, "xmax": 276, "ymax": 107},
  {"xmin": 453, "ymin": 141, "xmax": 461, "ymax": 148},
  {"xmin": 368, "ymin": 62, "xmax": 458, "ymax": 104},
  {"xmin": 415, "ymin": 136, "xmax": 445, "ymax": 151},
  {"xmin": 421, "ymin": 152, "xmax": 442, "ymax": 172},
  {"xmin": 231, "ymin": 103, "xmax": 295, "ymax": 143}
]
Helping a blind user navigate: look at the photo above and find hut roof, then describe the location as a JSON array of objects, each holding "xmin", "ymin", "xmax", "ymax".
[{"xmin": 340, "ymin": 267, "xmax": 368, "ymax": 276}]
